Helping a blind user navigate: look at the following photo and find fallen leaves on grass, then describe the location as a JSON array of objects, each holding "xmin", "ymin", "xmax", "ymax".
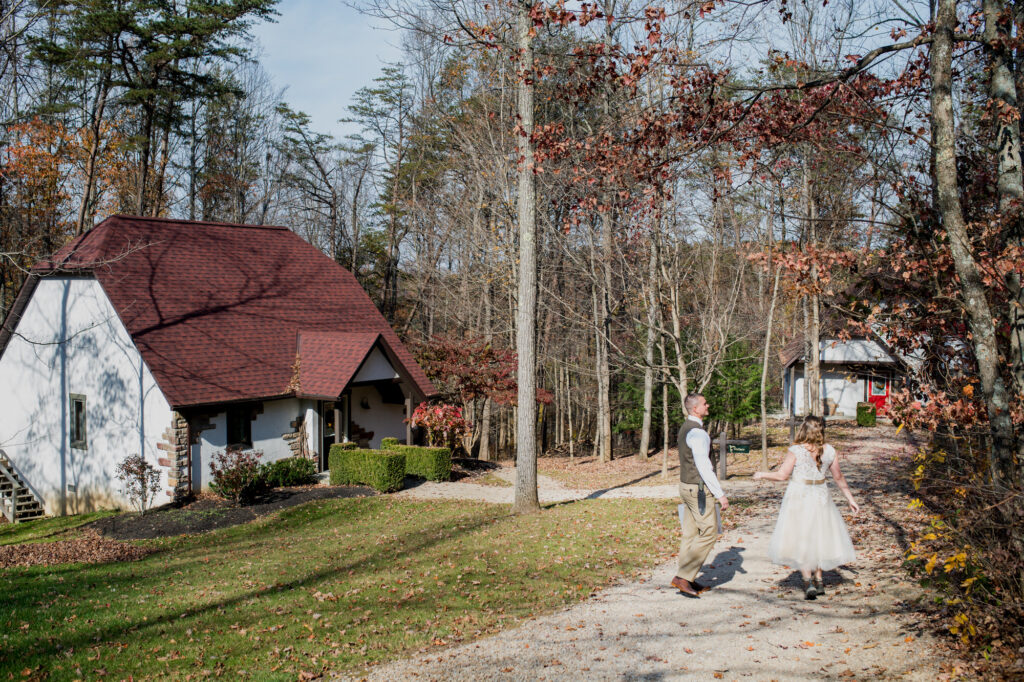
[{"xmin": 0, "ymin": 529, "xmax": 150, "ymax": 568}]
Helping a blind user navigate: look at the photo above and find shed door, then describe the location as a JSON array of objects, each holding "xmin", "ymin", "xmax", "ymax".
[{"xmin": 868, "ymin": 376, "xmax": 889, "ymax": 414}]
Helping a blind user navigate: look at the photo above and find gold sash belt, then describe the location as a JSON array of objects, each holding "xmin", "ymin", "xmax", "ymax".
[{"xmin": 803, "ymin": 479, "xmax": 825, "ymax": 485}]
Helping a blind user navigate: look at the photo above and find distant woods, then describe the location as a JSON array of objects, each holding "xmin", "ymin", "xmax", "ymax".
[{"xmin": 3, "ymin": 1, "xmax": 1023, "ymax": 488}]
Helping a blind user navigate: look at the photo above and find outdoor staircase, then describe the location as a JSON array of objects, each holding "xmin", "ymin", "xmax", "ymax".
[
  {"xmin": 349, "ymin": 422, "xmax": 375, "ymax": 449},
  {"xmin": 0, "ymin": 452, "xmax": 45, "ymax": 524}
]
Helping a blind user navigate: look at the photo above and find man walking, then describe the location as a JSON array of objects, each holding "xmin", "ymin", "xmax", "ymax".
[{"xmin": 671, "ymin": 393, "xmax": 729, "ymax": 597}]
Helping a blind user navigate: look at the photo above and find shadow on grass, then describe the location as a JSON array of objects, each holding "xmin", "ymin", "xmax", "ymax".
[
  {"xmin": 0, "ymin": 497, "xmax": 505, "ymax": 675},
  {"xmin": 584, "ymin": 470, "xmax": 676, "ymax": 498}
]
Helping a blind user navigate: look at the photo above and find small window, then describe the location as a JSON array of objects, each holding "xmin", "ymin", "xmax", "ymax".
[
  {"xmin": 870, "ymin": 378, "xmax": 887, "ymax": 396},
  {"xmin": 70, "ymin": 394, "xmax": 88, "ymax": 449},
  {"xmin": 226, "ymin": 406, "xmax": 252, "ymax": 448}
]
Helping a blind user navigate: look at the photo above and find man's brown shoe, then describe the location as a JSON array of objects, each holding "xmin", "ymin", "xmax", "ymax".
[
  {"xmin": 670, "ymin": 576, "xmax": 699, "ymax": 597},
  {"xmin": 691, "ymin": 580, "xmax": 710, "ymax": 593}
]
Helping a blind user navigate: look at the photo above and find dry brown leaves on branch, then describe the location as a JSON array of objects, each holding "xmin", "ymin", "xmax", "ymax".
[{"xmin": 0, "ymin": 529, "xmax": 151, "ymax": 568}]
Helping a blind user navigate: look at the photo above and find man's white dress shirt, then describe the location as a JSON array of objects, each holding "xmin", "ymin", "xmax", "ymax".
[{"xmin": 685, "ymin": 415, "xmax": 724, "ymax": 499}]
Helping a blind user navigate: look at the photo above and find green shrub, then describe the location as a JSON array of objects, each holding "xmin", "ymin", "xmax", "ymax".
[
  {"xmin": 388, "ymin": 444, "xmax": 452, "ymax": 482},
  {"xmin": 380, "ymin": 437, "xmax": 401, "ymax": 449},
  {"xmin": 856, "ymin": 402, "xmax": 877, "ymax": 427},
  {"xmin": 329, "ymin": 445, "xmax": 406, "ymax": 492},
  {"xmin": 259, "ymin": 456, "xmax": 317, "ymax": 487}
]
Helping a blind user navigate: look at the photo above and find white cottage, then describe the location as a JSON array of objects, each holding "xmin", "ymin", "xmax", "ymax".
[
  {"xmin": 780, "ymin": 335, "xmax": 904, "ymax": 418},
  {"xmin": 0, "ymin": 215, "xmax": 435, "ymax": 518}
]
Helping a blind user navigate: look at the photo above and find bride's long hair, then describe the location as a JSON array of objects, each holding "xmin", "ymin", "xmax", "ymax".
[{"xmin": 793, "ymin": 415, "xmax": 826, "ymax": 467}]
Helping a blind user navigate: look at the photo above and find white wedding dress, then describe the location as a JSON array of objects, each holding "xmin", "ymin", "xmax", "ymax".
[{"xmin": 768, "ymin": 444, "xmax": 857, "ymax": 572}]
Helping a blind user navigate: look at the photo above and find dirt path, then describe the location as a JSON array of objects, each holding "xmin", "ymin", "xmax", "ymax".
[{"xmin": 343, "ymin": 425, "xmax": 949, "ymax": 681}]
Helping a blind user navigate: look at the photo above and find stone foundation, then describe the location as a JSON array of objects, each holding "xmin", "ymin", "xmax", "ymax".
[
  {"xmin": 283, "ymin": 415, "xmax": 312, "ymax": 460},
  {"xmin": 158, "ymin": 412, "xmax": 190, "ymax": 500}
]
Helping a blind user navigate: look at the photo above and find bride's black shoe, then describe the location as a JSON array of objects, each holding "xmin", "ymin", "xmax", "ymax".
[{"xmin": 803, "ymin": 581, "xmax": 818, "ymax": 600}]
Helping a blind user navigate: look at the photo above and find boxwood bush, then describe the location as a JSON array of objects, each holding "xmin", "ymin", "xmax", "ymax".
[
  {"xmin": 328, "ymin": 445, "xmax": 406, "ymax": 492},
  {"xmin": 382, "ymin": 442, "xmax": 452, "ymax": 482},
  {"xmin": 856, "ymin": 401, "xmax": 877, "ymax": 427},
  {"xmin": 259, "ymin": 456, "xmax": 317, "ymax": 487}
]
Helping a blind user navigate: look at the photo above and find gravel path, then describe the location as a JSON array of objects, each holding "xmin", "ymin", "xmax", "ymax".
[{"xmin": 344, "ymin": 426, "xmax": 947, "ymax": 681}]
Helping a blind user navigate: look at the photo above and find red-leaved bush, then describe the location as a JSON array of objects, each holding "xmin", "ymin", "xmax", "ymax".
[
  {"xmin": 115, "ymin": 454, "xmax": 162, "ymax": 514},
  {"xmin": 208, "ymin": 449, "xmax": 264, "ymax": 505},
  {"xmin": 409, "ymin": 403, "xmax": 471, "ymax": 449}
]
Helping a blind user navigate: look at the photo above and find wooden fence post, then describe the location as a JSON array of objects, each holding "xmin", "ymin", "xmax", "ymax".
[{"xmin": 718, "ymin": 430, "xmax": 727, "ymax": 480}]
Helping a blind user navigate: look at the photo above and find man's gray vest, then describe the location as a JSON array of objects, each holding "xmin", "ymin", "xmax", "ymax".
[{"xmin": 677, "ymin": 419, "xmax": 704, "ymax": 485}]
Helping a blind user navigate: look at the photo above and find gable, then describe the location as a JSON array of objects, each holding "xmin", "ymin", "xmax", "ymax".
[{"xmin": 353, "ymin": 347, "xmax": 399, "ymax": 383}]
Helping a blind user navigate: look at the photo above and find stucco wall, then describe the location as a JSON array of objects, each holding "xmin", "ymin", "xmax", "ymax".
[
  {"xmin": 0, "ymin": 277, "xmax": 174, "ymax": 515},
  {"xmin": 350, "ymin": 385, "xmax": 405, "ymax": 449},
  {"xmin": 821, "ymin": 370, "xmax": 862, "ymax": 416},
  {"xmin": 191, "ymin": 398, "xmax": 315, "ymax": 490},
  {"xmin": 353, "ymin": 347, "xmax": 400, "ymax": 383},
  {"xmin": 783, "ymin": 365, "xmax": 873, "ymax": 417}
]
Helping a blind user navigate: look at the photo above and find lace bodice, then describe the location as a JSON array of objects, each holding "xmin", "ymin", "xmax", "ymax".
[
  {"xmin": 790, "ymin": 443, "xmax": 835, "ymax": 481},
  {"xmin": 786, "ymin": 444, "xmax": 836, "ymax": 503}
]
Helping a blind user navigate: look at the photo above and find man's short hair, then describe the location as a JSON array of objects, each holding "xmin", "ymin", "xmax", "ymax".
[{"xmin": 684, "ymin": 393, "xmax": 704, "ymax": 415}]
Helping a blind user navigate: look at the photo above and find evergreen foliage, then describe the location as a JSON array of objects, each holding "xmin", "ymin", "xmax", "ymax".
[{"xmin": 328, "ymin": 445, "xmax": 405, "ymax": 492}]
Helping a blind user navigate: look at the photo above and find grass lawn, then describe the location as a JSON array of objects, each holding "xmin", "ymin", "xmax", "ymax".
[
  {"xmin": 0, "ymin": 510, "xmax": 116, "ymax": 546},
  {"xmin": 1, "ymin": 496, "xmax": 677, "ymax": 680}
]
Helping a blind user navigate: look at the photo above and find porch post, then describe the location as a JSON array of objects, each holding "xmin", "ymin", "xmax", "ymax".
[
  {"xmin": 789, "ymin": 364, "xmax": 796, "ymax": 417},
  {"xmin": 405, "ymin": 391, "xmax": 413, "ymax": 445},
  {"xmin": 334, "ymin": 405, "xmax": 341, "ymax": 444}
]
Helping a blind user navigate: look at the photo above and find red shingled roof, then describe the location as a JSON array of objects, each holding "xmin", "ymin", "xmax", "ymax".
[{"xmin": 28, "ymin": 215, "xmax": 435, "ymax": 407}]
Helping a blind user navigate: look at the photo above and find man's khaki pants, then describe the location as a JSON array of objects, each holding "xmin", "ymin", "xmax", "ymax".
[{"xmin": 676, "ymin": 481, "xmax": 718, "ymax": 581}]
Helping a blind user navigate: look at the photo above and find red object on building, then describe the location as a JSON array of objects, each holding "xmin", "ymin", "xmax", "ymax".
[{"xmin": 867, "ymin": 376, "xmax": 890, "ymax": 415}]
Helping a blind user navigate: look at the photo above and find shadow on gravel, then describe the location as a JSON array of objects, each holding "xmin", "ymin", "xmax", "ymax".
[
  {"xmin": 777, "ymin": 567, "xmax": 857, "ymax": 590},
  {"xmin": 697, "ymin": 545, "xmax": 747, "ymax": 588}
]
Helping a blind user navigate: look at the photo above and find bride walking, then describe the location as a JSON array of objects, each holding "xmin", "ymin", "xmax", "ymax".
[{"xmin": 754, "ymin": 415, "xmax": 859, "ymax": 600}]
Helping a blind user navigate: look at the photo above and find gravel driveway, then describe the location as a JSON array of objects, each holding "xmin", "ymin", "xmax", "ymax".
[{"xmin": 340, "ymin": 426, "xmax": 948, "ymax": 681}]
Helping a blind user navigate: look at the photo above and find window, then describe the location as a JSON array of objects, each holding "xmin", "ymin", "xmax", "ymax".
[
  {"xmin": 226, "ymin": 406, "xmax": 252, "ymax": 448},
  {"xmin": 69, "ymin": 394, "xmax": 87, "ymax": 449},
  {"xmin": 870, "ymin": 378, "xmax": 887, "ymax": 396}
]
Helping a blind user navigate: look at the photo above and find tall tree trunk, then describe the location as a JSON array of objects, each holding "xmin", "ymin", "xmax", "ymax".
[
  {"xmin": 151, "ymin": 121, "xmax": 171, "ymax": 217},
  {"xmin": 513, "ymin": 0, "xmax": 540, "ymax": 514},
  {"xmin": 802, "ymin": 296, "xmax": 811, "ymax": 416},
  {"xmin": 480, "ymin": 398, "xmax": 493, "ymax": 462},
  {"xmin": 76, "ymin": 73, "xmax": 110, "ymax": 235},
  {"xmin": 984, "ymin": 0, "xmax": 1024, "ymax": 469},
  {"xmin": 803, "ymin": 161, "xmax": 821, "ymax": 416},
  {"xmin": 598, "ymin": 212, "xmax": 614, "ymax": 462},
  {"xmin": 136, "ymin": 102, "xmax": 155, "ymax": 215},
  {"xmin": 932, "ymin": 0, "xmax": 1017, "ymax": 486},
  {"xmin": 761, "ymin": 262, "xmax": 782, "ymax": 469},
  {"xmin": 639, "ymin": 233, "xmax": 659, "ymax": 459},
  {"xmin": 659, "ymin": 338, "xmax": 670, "ymax": 478}
]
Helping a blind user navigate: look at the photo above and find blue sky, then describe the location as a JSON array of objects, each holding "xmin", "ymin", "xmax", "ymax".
[{"xmin": 252, "ymin": 0, "xmax": 403, "ymax": 138}]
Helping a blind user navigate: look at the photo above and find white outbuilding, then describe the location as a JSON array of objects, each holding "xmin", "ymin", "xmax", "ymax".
[{"xmin": 0, "ymin": 215, "xmax": 435, "ymax": 519}]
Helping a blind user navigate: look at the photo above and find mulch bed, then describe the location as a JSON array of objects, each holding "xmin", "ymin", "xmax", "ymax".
[
  {"xmin": 0, "ymin": 529, "xmax": 151, "ymax": 569},
  {"xmin": 449, "ymin": 457, "xmax": 502, "ymax": 482},
  {"xmin": 88, "ymin": 484, "xmax": 375, "ymax": 540}
]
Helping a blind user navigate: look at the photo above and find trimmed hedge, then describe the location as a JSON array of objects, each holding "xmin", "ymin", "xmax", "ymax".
[
  {"xmin": 382, "ymin": 442, "xmax": 452, "ymax": 482},
  {"xmin": 380, "ymin": 437, "xmax": 400, "ymax": 449},
  {"xmin": 328, "ymin": 445, "xmax": 406, "ymax": 492},
  {"xmin": 856, "ymin": 402, "xmax": 877, "ymax": 427},
  {"xmin": 259, "ymin": 456, "xmax": 317, "ymax": 487}
]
